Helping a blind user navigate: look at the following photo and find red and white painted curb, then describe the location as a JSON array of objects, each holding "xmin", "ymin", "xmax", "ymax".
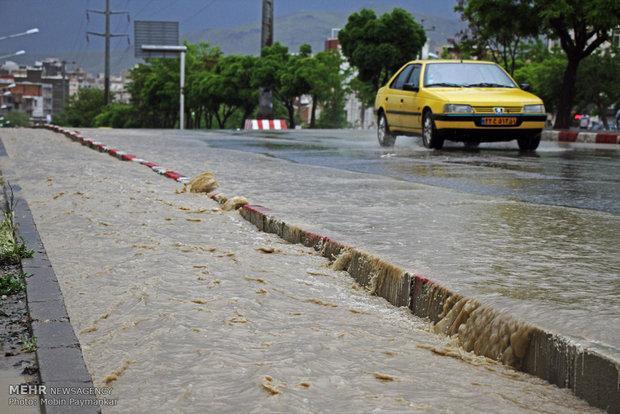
[
  {"xmin": 541, "ymin": 129, "xmax": 620, "ymax": 144},
  {"xmin": 244, "ymin": 119, "xmax": 288, "ymax": 131},
  {"xmin": 45, "ymin": 125, "xmax": 191, "ymax": 184}
]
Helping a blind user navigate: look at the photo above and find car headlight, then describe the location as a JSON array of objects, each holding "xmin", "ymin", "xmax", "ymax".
[
  {"xmin": 523, "ymin": 104, "xmax": 545, "ymax": 113},
  {"xmin": 443, "ymin": 104, "xmax": 473, "ymax": 114}
]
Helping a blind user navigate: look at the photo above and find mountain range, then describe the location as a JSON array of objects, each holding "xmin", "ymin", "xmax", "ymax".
[{"xmin": 0, "ymin": 0, "xmax": 464, "ymax": 74}]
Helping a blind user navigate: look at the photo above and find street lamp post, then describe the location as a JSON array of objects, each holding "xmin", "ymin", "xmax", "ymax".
[
  {"xmin": 0, "ymin": 50, "xmax": 25, "ymax": 60},
  {"xmin": 0, "ymin": 28, "xmax": 39, "ymax": 42},
  {"xmin": 140, "ymin": 45, "xmax": 187, "ymax": 130}
]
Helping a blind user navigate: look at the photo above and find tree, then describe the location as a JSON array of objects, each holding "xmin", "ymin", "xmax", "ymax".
[
  {"xmin": 536, "ymin": 0, "xmax": 620, "ymax": 128},
  {"xmin": 94, "ymin": 103, "xmax": 138, "ymax": 128},
  {"xmin": 203, "ymin": 55, "xmax": 259, "ymax": 128},
  {"xmin": 455, "ymin": 0, "xmax": 539, "ymax": 75},
  {"xmin": 575, "ymin": 48, "xmax": 620, "ymax": 128},
  {"xmin": 57, "ymin": 88, "xmax": 105, "ymax": 127},
  {"xmin": 297, "ymin": 49, "xmax": 345, "ymax": 128},
  {"xmin": 253, "ymin": 43, "xmax": 313, "ymax": 128},
  {"xmin": 513, "ymin": 48, "xmax": 566, "ymax": 113},
  {"xmin": 338, "ymin": 8, "xmax": 426, "ymax": 94},
  {"xmin": 3, "ymin": 111, "xmax": 30, "ymax": 127}
]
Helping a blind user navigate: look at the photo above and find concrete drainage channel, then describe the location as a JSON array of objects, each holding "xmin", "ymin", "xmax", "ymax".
[{"xmin": 40, "ymin": 125, "xmax": 619, "ymax": 413}]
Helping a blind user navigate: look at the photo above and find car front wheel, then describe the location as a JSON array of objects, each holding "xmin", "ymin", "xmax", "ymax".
[
  {"xmin": 422, "ymin": 110, "xmax": 444, "ymax": 150},
  {"xmin": 377, "ymin": 113, "xmax": 396, "ymax": 147},
  {"xmin": 517, "ymin": 134, "xmax": 541, "ymax": 151}
]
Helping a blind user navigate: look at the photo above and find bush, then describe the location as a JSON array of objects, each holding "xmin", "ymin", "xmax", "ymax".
[
  {"xmin": 57, "ymin": 88, "xmax": 105, "ymax": 127},
  {"xmin": 3, "ymin": 111, "xmax": 30, "ymax": 127},
  {"xmin": 94, "ymin": 103, "xmax": 139, "ymax": 128},
  {"xmin": 0, "ymin": 211, "xmax": 33, "ymax": 265}
]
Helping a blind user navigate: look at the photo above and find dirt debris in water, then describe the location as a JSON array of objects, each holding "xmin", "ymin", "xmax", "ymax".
[
  {"xmin": 306, "ymin": 298, "xmax": 338, "ymax": 308},
  {"xmin": 183, "ymin": 171, "xmax": 219, "ymax": 193},
  {"xmin": 222, "ymin": 196, "xmax": 249, "ymax": 211},
  {"xmin": 373, "ymin": 372, "xmax": 396, "ymax": 382},
  {"xmin": 103, "ymin": 360, "xmax": 133, "ymax": 384},
  {"xmin": 261, "ymin": 376, "xmax": 281, "ymax": 395},
  {"xmin": 256, "ymin": 246, "xmax": 278, "ymax": 254}
]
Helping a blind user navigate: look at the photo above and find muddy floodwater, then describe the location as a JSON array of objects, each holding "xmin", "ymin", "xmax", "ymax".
[
  {"xmin": 81, "ymin": 129, "xmax": 620, "ymax": 353},
  {"xmin": 0, "ymin": 129, "xmax": 604, "ymax": 413}
]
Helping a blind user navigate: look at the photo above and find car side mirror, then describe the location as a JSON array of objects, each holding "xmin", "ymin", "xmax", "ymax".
[
  {"xmin": 403, "ymin": 83, "xmax": 419, "ymax": 92},
  {"xmin": 520, "ymin": 83, "xmax": 532, "ymax": 92}
]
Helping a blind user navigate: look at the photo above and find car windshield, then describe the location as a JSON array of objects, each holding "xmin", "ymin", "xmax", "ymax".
[{"xmin": 424, "ymin": 63, "xmax": 516, "ymax": 88}]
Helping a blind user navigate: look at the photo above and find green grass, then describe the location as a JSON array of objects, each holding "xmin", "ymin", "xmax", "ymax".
[
  {"xmin": 0, "ymin": 211, "xmax": 33, "ymax": 265},
  {"xmin": 21, "ymin": 335, "xmax": 37, "ymax": 353},
  {"xmin": 0, "ymin": 272, "xmax": 25, "ymax": 295}
]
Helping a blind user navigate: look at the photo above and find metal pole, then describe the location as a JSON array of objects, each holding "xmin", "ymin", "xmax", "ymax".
[
  {"xmin": 179, "ymin": 50, "xmax": 185, "ymax": 130},
  {"xmin": 61, "ymin": 61, "xmax": 66, "ymax": 112},
  {"xmin": 258, "ymin": 0, "xmax": 274, "ymax": 119},
  {"xmin": 104, "ymin": 0, "xmax": 111, "ymax": 104}
]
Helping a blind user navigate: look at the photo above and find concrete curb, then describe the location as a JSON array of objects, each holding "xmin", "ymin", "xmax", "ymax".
[
  {"xmin": 1, "ymin": 140, "xmax": 100, "ymax": 413},
  {"xmin": 38, "ymin": 125, "xmax": 620, "ymax": 413},
  {"xmin": 542, "ymin": 129, "xmax": 620, "ymax": 144}
]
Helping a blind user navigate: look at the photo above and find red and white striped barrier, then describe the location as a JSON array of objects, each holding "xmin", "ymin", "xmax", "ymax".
[
  {"xmin": 542, "ymin": 130, "xmax": 620, "ymax": 144},
  {"xmin": 244, "ymin": 119, "xmax": 288, "ymax": 131},
  {"xmin": 43, "ymin": 125, "xmax": 191, "ymax": 184}
]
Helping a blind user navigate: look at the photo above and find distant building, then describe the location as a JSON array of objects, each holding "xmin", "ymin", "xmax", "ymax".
[
  {"xmin": 8, "ymin": 82, "xmax": 52, "ymax": 121},
  {"xmin": 0, "ymin": 57, "xmax": 131, "ymax": 121}
]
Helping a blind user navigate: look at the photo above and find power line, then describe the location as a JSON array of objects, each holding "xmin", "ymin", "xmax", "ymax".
[
  {"xmin": 181, "ymin": 0, "xmax": 219, "ymax": 24},
  {"xmin": 133, "ymin": 0, "xmax": 157, "ymax": 19}
]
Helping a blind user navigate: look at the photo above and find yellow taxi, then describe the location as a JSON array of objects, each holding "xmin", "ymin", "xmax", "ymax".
[{"xmin": 374, "ymin": 60, "xmax": 546, "ymax": 150}]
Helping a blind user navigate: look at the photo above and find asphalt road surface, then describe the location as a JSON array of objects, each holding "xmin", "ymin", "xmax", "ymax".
[{"xmin": 204, "ymin": 130, "xmax": 620, "ymax": 214}]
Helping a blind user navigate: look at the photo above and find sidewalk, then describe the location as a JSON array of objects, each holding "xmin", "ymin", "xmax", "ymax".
[{"xmin": 0, "ymin": 129, "xmax": 599, "ymax": 413}]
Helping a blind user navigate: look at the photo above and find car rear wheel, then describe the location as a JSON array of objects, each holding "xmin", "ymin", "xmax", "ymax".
[
  {"xmin": 422, "ymin": 110, "xmax": 444, "ymax": 150},
  {"xmin": 517, "ymin": 134, "xmax": 541, "ymax": 151},
  {"xmin": 377, "ymin": 113, "xmax": 396, "ymax": 147}
]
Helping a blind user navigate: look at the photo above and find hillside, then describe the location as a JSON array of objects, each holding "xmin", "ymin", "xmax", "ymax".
[{"xmin": 1, "ymin": 0, "xmax": 463, "ymax": 74}]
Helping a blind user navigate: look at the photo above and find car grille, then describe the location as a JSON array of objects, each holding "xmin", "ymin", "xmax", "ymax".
[{"xmin": 473, "ymin": 106, "xmax": 522, "ymax": 114}]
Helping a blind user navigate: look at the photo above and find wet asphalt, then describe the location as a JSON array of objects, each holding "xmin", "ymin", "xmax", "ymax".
[{"xmin": 200, "ymin": 129, "xmax": 620, "ymax": 214}]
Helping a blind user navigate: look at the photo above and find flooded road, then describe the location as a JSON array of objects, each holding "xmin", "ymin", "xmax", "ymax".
[
  {"xmin": 74, "ymin": 128, "xmax": 620, "ymax": 355},
  {"xmin": 0, "ymin": 129, "xmax": 602, "ymax": 412},
  {"xmin": 204, "ymin": 130, "xmax": 620, "ymax": 214}
]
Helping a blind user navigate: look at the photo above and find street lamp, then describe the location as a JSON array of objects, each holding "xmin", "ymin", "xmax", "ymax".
[
  {"xmin": 0, "ymin": 28, "xmax": 39, "ymax": 42},
  {"xmin": 0, "ymin": 50, "xmax": 25, "ymax": 60}
]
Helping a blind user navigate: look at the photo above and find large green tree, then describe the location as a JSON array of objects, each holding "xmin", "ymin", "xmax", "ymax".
[
  {"xmin": 338, "ymin": 8, "xmax": 425, "ymax": 127},
  {"xmin": 537, "ymin": 0, "xmax": 620, "ymax": 128},
  {"xmin": 575, "ymin": 48, "xmax": 620, "ymax": 128},
  {"xmin": 338, "ymin": 8, "xmax": 426, "ymax": 93},
  {"xmin": 253, "ymin": 43, "xmax": 313, "ymax": 128},
  {"xmin": 513, "ymin": 47, "xmax": 566, "ymax": 113},
  {"xmin": 455, "ymin": 0, "xmax": 539, "ymax": 74}
]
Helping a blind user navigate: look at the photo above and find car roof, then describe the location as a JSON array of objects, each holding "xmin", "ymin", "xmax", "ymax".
[{"xmin": 407, "ymin": 59, "xmax": 497, "ymax": 65}]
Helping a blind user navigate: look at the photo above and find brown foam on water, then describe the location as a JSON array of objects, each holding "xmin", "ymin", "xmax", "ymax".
[
  {"xmin": 222, "ymin": 196, "xmax": 249, "ymax": 211},
  {"xmin": 426, "ymin": 283, "xmax": 533, "ymax": 368},
  {"xmin": 187, "ymin": 171, "xmax": 219, "ymax": 193}
]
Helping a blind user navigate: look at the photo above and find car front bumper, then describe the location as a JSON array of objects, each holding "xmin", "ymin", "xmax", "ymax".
[{"xmin": 433, "ymin": 113, "xmax": 546, "ymax": 132}]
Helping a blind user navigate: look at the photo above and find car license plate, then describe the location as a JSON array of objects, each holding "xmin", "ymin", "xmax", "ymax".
[{"xmin": 481, "ymin": 117, "xmax": 517, "ymax": 126}]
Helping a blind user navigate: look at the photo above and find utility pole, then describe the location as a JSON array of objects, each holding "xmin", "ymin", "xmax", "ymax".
[
  {"xmin": 61, "ymin": 60, "xmax": 76, "ymax": 111},
  {"xmin": 258, "ymin": 0, "xmax": 274, "ymax": 118},
  {"xmin": 87, "ymin": 1, "xmax": 129, "ymax": 105}
]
